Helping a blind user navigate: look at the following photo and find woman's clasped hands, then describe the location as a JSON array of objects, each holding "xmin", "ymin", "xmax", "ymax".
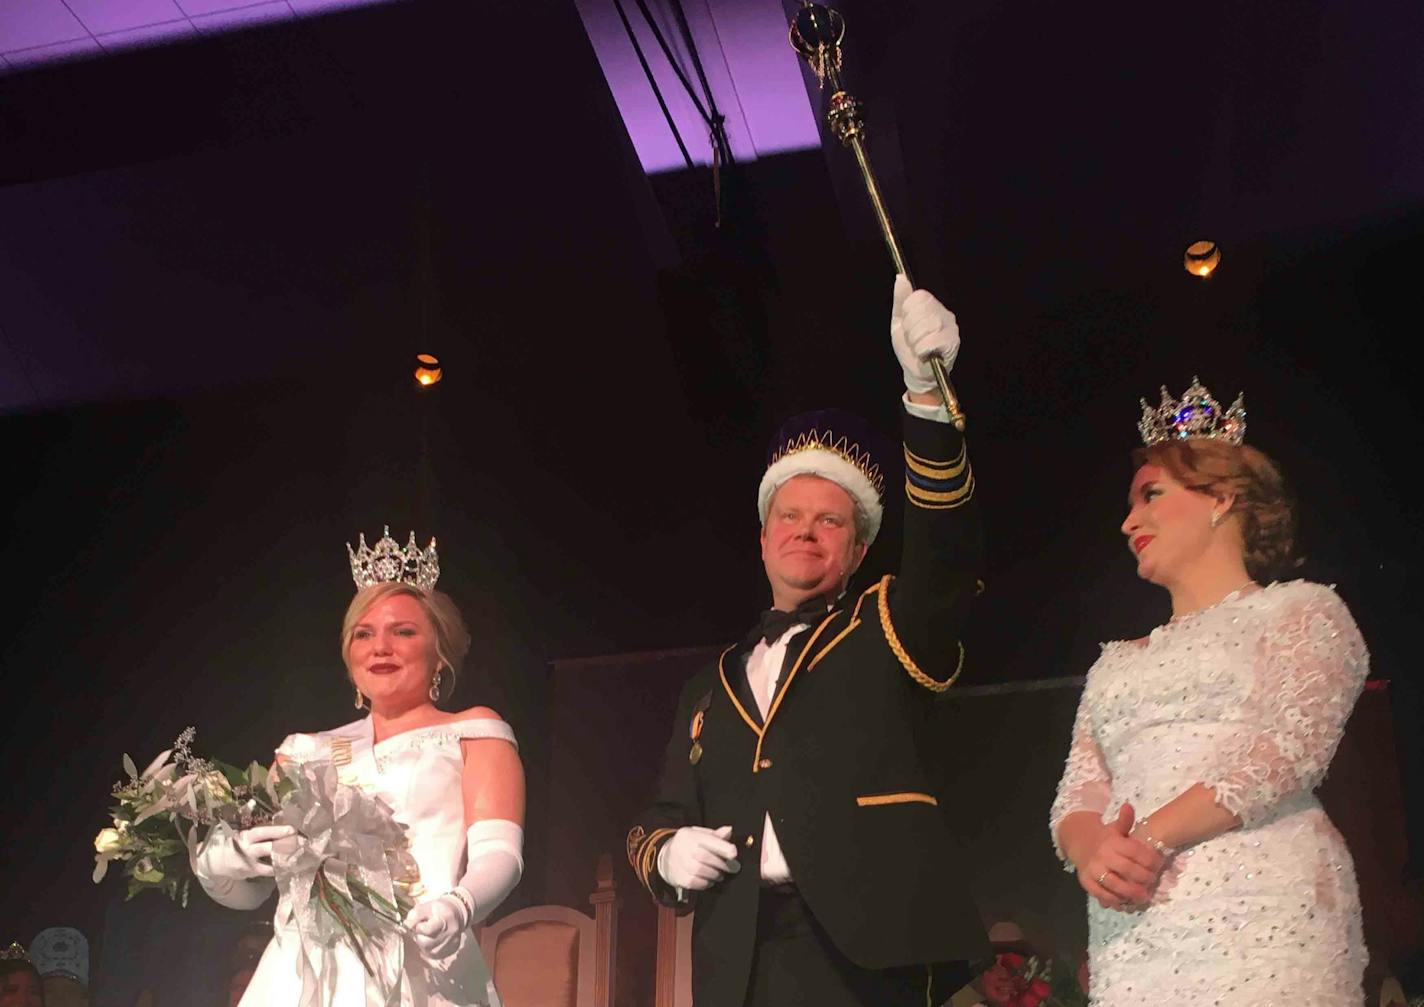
[{"xmin": 1071, "ymin": 804, "xmax": 1169, "ymax": 911}]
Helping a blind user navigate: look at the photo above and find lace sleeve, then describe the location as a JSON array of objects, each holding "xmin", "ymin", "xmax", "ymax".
[
  {"xmin": 1203, "ymin": 583, "xmax": 1368, "ymax": 828},
  {"xmin": 1050, "ymin": 691, "xmax": 1113, "ymax": 869}
]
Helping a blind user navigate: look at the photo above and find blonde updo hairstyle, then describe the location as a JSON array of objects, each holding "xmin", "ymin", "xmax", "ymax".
[
  {"xmin": 341, "ymin": 582, "xmax": 472, "ymax": 700},
  {"xmin": 1132, "ymin": 438, "xmax": 1299, "ymax": 583}
]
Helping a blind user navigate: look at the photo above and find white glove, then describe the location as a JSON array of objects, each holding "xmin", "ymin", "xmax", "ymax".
[
  {"xmin": 194, "ymin": 822, "xmax": 296, "ymax": 910},
  {"xmin": 403, "ymin": 819, "xmax": 523, "ymax": 961},
  {"xmin": 890, "ymin": 274, "xmax": 960, "ymax": 393},
  {"xmin": 656, "ymin": 825, "xmax": 739, "ymax": 894},
  {"xmin": 405, "ymin": 894, "xmax": 469, "ymax": 960}
]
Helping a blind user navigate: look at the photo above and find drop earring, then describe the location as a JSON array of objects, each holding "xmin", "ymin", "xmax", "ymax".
[
  {"xmin": 429, "ymin": 668, "xmax": 444, "ymax": 703},
  {"xmin": 354, "ymin": 688, "xmax": 367, "ymax": 710}
]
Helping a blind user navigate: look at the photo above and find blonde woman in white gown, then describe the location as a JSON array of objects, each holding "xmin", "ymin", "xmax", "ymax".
[
  {"xmin": 194, "ymin": 531, "xmax": 525, "ymax": 1006},
  {"xmin": 1051, "ymin": 382, "xmax": 1367, "ymax": 1006}
]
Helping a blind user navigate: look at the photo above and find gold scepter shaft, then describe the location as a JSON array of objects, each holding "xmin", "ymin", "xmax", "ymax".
[{"xmin": 790, "ymin": 2, "xmax": 966, "ymax": 431}]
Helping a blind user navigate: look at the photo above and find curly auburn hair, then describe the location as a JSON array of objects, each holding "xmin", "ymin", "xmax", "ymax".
[{"xmin": 1132, "ymin": 439, "xmax": 1300, "ymax": 582}]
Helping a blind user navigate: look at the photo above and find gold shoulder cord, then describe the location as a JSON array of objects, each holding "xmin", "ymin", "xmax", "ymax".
[{"xmin": 875, "ymin": 574, "xmax": 964, "ymax": 693}]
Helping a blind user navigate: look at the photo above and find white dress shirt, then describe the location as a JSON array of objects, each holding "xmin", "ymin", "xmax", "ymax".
[{"xmin": 744, "ymin": 623, "xmax": 807, "ymax": 885}]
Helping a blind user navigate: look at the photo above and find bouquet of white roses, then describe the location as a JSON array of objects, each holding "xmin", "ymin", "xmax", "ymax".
[
  {"xmin": 93, "ymin": 727, "xmax": 280, "ymax": 904},
  {"xmin": 94, "ymin": 728, "xmax": 415, "ymax": 986}
]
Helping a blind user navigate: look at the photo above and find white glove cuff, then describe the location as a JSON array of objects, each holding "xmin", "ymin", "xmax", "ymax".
[
  {"xmin": 656, "ymin": 840, "xmax": 671, "ymax": 884},
  {"xmin": 454, "ymin": 819, "xmax": 524, "ymax": 925},
  {"xmin": 654, "ymin": 839, "xmax": 688, "ymax": 902},
  {"xmin": 199, "ymin": 874, "xmax": 275, "ymax": 911},
  {"xmin": 902, "ymin": 392, "xmax": 951, "ymax": 424},
  {"xmin": 444, "ymin": 887, "xmax": 477, "ymax": 925}
]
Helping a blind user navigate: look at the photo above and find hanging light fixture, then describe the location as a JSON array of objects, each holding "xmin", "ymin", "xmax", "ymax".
[
  {"xmin": 414, "ymin": 353, "xmax": 443, "ymax": 387},
  {"xmin": 1184, "ymin": 240, "xmax": 1222, "ymax": 278}
]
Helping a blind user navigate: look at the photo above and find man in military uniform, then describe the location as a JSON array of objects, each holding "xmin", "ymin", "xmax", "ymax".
[{"xmin": 627, "ymin": 277, "xmax": 988, "ymax": 1006}]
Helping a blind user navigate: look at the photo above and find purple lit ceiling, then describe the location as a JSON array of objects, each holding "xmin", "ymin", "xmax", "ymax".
[
  {"xmin": 571, "ymin": 0, "xmax": 821, "ymax": 171},
  {"xmin": 0, "ymin": 0, "xmax": 821, "ymax": 173},
  {"xmin": 0, "ymin": 0, "xmax": 394, "ymax": 69}
]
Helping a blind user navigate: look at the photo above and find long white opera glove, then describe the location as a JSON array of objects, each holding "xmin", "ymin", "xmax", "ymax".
[
  {"xmin": 404, "ymin": 819, "xmax": 524, "ymax": 960},
  {"xmin": 890, "ymin": 274, "xmax": 961, "ymax": 393},
  {"xmin": 193, "ymin": 822, "xmax": 296, "ymax": 910},
  {"xmin": 656, "ymin": 825, "xmax": 739, "ymax": 898}
]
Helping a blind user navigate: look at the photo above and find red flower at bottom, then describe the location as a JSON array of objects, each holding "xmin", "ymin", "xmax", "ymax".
[{"xmin": 982, "ymin": 953, "xmax": 1047, "ymax": 1007}]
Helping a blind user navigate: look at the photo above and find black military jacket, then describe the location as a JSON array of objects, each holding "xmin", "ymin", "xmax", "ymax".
[{"xmin": 627, "ymin": 408, "xmax": 989, "ymax": 1006}]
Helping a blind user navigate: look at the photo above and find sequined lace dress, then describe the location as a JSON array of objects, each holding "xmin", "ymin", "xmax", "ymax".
[
  {"xmin": 240, "ymin": 716, "xmax": 515, "ymax": 1007},
  {"xmin": 1050, "ymin": 581, "xmax": 1367, "ymax": 1006}
]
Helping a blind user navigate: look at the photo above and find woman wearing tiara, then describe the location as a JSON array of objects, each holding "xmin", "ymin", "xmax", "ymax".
[
  {"xmin": 1, "ymin": 942, "xmax": 45, "ymax": 1007},
  {"xmin": 194, "ymin": 528, "xmax": 524, "ymax": 1007},
  {"xmin": 1050, "ymin": 380, "xmax": 1368, "ymax": 1005}
]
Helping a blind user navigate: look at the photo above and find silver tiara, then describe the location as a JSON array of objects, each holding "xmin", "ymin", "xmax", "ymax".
[
  {"xmin": 347, "ymin": 526, "xmax": 440, "ymax": 591},
  {"xmin": 1138, "ymin": 376, "xmax": 1246, "ymax": 446}
]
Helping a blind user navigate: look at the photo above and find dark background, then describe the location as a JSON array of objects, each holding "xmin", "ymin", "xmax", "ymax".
[{"xmin": 1, "ymin": 0, "xmax": 1421, "ymax": 999}]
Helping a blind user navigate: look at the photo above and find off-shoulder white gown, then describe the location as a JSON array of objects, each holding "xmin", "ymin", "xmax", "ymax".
[{"xmin": 240, "ymin": 716, "xmax": 515, "ymax": 1007}]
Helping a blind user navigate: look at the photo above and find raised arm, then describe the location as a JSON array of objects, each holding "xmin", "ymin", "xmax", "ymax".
[{"xmin": 881, "ymin": 279, "xmax": 983, "ymax": 692}]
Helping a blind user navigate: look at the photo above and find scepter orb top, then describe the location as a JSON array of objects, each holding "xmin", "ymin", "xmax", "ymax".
[{"xmin": 789, "ymin": 3, "xmax": 846, "ymax": 85}]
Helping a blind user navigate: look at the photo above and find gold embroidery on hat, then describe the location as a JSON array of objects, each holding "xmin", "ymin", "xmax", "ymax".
[{"xmin": 770, "ymin": 428, "xmax": 885, "ymax": 496}]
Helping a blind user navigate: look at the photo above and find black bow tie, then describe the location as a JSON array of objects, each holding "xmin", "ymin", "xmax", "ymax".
[{"xmin": 749, "ymin": 596, "xmax": 831, "ymax": 646}]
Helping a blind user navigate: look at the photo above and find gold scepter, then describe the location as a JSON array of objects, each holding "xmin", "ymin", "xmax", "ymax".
[{"xmin": 790, "ymin": 2, "xmax": 967, "ymax": 431}]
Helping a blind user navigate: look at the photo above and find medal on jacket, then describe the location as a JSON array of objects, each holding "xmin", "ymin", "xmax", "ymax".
[
  {"xmin": 689, "ymin": 710, "xmax": 705, "ymax": 765},
  {"xmin": 688, "ymin": 690, "xmax": 712, "ymax": 765}
]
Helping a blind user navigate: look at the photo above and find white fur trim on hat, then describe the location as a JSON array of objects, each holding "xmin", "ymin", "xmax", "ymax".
[
  {"xmin": 757, "ymin": 449, "xmax": 884, "ymax": 544},
  {"xmin": 29, "ymin": 927, "xmax": 88, "ymax": 987}
]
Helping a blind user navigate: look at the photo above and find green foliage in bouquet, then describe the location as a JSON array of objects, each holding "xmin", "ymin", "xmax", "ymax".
[
  {"xmin": 94, "ymin": 728, "xmax": 287, "ymax": 905},
  {"xmin": 94, "ymin": 728, "xmax": 415, "ymax": 986},
  {"xmin": 93, "ymin": 748, "xmax": 192, "ymax": 904}
]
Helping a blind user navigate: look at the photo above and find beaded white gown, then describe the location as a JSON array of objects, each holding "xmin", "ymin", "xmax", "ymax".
[
  {"xmin": 1050, "ymin": 581, "xmax": 1368, "ymax": 1006},
  {"xmin": 239, "ymin": 716, "xmax": 515, "ymax": 1007}
]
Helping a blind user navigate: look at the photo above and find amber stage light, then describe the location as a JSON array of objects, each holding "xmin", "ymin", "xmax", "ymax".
[
  {"xmin": 414, "ymin": 353, "xmax": 442, "ymax": 387},
  {"xmin": 1184, "ymin": 240, "xmax": 1221, "ymax": 278}
]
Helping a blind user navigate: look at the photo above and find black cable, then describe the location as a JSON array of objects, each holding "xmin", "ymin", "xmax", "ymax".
[
  {"xmin": 628, "ymin": 0, "xmax": 735, "ymax": 176},
  {"xmin": 631, "ymin": 0, "xmax": 714, "ymax": 129},
  {"xmin": 622, "ymin": 0, "xmax": 735, "ymax": 223},
  {"xmin": 666, "ymin": 0, "xmax": 734, "ymax": 166},
  {"xmin": 613, "ymin": 0, "xmax": 695, "ymax": 169}
]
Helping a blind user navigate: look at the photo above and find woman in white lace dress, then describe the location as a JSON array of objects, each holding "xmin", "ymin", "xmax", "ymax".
[
  {"xmin": 194, "ymin": 536, "xmax": 525, "ymax": 1007},
  {"xmin": 1051, "ymin": 383, "xmax": 1368, "ymax": 1006}
]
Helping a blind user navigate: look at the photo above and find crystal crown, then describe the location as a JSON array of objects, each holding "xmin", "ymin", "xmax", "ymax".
[
  {"xmin": 1138, "ymin": 376, "xmax": 1246, "ymax": 446},
  {"xmin": 347, "ymin": 526, "xmax": 440, "ymax": 591}
]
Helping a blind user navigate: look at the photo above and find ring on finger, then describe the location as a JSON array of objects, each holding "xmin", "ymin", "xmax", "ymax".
[{"xmin": 1097, "ymin": 871, "xmax": 1110, "ymax": 885}]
